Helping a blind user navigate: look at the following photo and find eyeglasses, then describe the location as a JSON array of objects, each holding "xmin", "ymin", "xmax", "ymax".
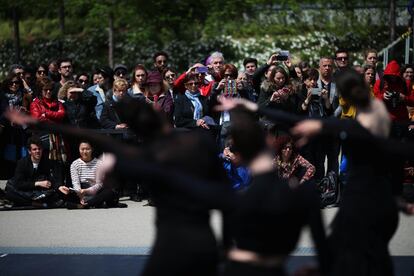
[
  {"xmin": 37, "ymin": 70, "xmax": 46, "ymax": 75},
  {"xmin": 60, "ymin": 65, "xmax": 72, "ymax": 69},
  {"xmin": 115, "ymin": 70, "xmax": 127, "ymax": 76},
  {"xmin": 186, "ymin": 82, "xmax": 200, "ymax": 86},
  {"xmin": 336, "ymin": 57, "xmax": 348, "ymax": 61}
]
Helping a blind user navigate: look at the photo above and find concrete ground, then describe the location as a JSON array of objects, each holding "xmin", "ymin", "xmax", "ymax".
[{"xmin": 1, "ymin": 181, "xmax": 414, "ymax": 275}]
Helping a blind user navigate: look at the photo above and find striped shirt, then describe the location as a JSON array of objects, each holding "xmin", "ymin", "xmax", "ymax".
[{"xmin": 70, "ymin": 158, "xmax": 102, "ymax": 195}]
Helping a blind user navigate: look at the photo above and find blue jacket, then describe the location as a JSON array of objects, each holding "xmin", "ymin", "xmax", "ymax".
[
  {"xmin": 87, "ymin": 84, "xmax": 106, "ymax": 120},
  {"xmin": 220, "ymin": 154, "xmax": 251, "ymax": 191}
]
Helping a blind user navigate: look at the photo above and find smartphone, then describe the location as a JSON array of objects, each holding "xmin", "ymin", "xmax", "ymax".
[
  {"xmin": 195, "ymin": 66, "xmax": 208, "ymax": 74},
  {"xmin": 311, "ymin": 88, "xmax": 322, "ymax": 96}
]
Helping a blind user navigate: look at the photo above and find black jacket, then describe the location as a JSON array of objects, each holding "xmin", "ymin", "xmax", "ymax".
[
  {"xmin": 63, "ymin": 91, "xmax": 99, "ymax": 128},
  {"xmin": 173, "ymin": 94, "xmax": 209, "ymax": 128},
  {"xmin": 10, "ymin": 156, "xmax": 62, "ymax": 191},
  {"xmin": 100, "ymin": 97, "xmax": 124, "ymax": 129}
]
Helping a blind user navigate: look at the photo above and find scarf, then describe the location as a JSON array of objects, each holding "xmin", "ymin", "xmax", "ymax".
[{"xmin": 185, "ymin": 90, "xmax": 203, "ymax": 120}]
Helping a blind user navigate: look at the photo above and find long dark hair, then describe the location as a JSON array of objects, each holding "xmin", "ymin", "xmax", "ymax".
[
  {"xmin": 1, "ymin": 72, "xmax": 23, "ymax": 93},
  {"xmin": 336, "ymin": 69, "xmax": 370, "ymax": 108},
  {"xmin": 229, "ymin": 107, "xmax": 266, "ymax": 164}
]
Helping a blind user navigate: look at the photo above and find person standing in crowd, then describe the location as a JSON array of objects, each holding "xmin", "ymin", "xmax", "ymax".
[
  {"xmin": 144, "ymin": 71, "xmax": 174, "ymax": 122},
  {"xmin": 87, "ymin": 67, "xmax": 114, "ymax": 120},
  {"xmin": 317, "ymin": 57, "xmax": 340, "ymax": 179},
  {"xmin": 401, "ymin": 64, "xmax": 414, "ymax": 83},
  {"xmin": 162, "ymin": 67, "xmax": 177, "ymax": 100},
  {"xmin": 30, "ymin": 78, "xmax": 67, "ymax": 166},
  {"xmin": 100, "ymin": 78, "xmax": 130, "ymax": 130},
  {"xmin": 0, "ymin": 72, "xmax": 31, "ymax": 178},
  {"xmin": 153, "ymin": 51, "xmax": 169, "ymax": 73},
  {"xmin": 48, "ymin": 60, "xmax": 61, "ymax": 82},
  {"xmin": 9, "ymin": 64, "xmax": 34, "ymax": 96},
  {"xmin": 113, "ymin": 64, "xmax": 128, "ymax": 81},
  {"xmin": 54, "ymin": 58, "xmax": 74, "ymax": 97},
  {"xmin": 257, "ymin": 66, "xmax": 298, "ymax": 114},
  {"xmin": 206, "ymin": 51, "xmax": 224, "ymax": 82},
  {"xmin": 76, "ymin": 72, "xmax": 90, "ymax": 90},
  {"xmin": 174, "ymin": 63, "xmax": 214, "ymax": 97},
  {"xmin": 174, "ymin": 74, "xmax": 210, "ymax": 130},
  {"xmin": 297, "ymin": 68, "xmax": 333, "ymax": 180},
  {"xmin": 373, "ymin": 60, "xmax": 414, "ymax": 127},
  {"xmin": 364, "ymin": 49, "xmax": 383, "ymax": 80},
  {"xmin": 334, "ymin": 49, "xmax": 350, "ymax": 73},
  {"xmin": 252, "ymin": 53, "xmax": 287, "ymax": 101},
  {"xmin": 128, "ymin": 64, "xmax": 148, "ymax": 100},
  {"xmin": 401, "ymin": 64, "xmax": 414, "ymax": 120},
  {"xmin": 243, "ymin": 57, "xmax": 257, "ymax": 77}
]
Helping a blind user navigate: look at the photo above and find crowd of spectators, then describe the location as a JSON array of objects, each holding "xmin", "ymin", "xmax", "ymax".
[{"xmin": 0, "ymin": 47, "xmax": 413, "ymax": 209}]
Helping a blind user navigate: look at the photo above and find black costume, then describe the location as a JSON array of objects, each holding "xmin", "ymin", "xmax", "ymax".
[
  {"xmin": 258, "ymin": 107, "xmax": 414, "ymax": 276},
  {"xmin": 29, "ymin": 121, "xmax": 228, "ymax": 276}
]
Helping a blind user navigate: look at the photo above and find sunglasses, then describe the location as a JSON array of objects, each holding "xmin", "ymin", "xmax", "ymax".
[
  {"xmin": 135, "ymin": 74, "xmax": 146, "ymax": 78},
  {"xmin": 37, "ymin": 70, "xmax": 46, "ymax": 75},
  {"xmin": 336, "ymin": 57, "xmax": 348, "ymax": 61},
  {"xmin": 78, "ymin": 79, "xmax": 88, "ymax": 84},
  {"xmin": 186, "ymin": 82, "xmax": 200, "ymax": 86},
  {"xmin": 115, "ymin": 70, "xmax": 127, "ymax": 76},
  {"xmin": 165, "ymin": 74, "xmax": 176, "ymax": 79},
  {"xmin": 60, "ymin": 65, "xmax": 72, "ymax": 69},
  {"xmin": 10, "ymin": 80, "xmax": 20, "ymax": 85}
]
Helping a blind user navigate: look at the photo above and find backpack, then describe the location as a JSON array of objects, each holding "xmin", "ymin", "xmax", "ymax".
[{"xmin": 318, "ymin": 171, "xmax": 341, "ymax": 207}]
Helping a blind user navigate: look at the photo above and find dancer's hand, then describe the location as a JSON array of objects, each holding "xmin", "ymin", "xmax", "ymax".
[
  {"xmin": 290, "ymin": 120, "xmax": 322, "ymax": 147},
  {"xmin": 214, "ymin": 96, "xmax": 258, "ymax": 112},
  {"xmin": 5, "ymin": 108, "xmax": 38, "ymax": 126},
  {"xmin": 96, "ymin": 153, "xmax": 117, "ymax": 184}
]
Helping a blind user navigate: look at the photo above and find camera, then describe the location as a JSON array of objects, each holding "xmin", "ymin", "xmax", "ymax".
[
  {"xmin": 386, "ymin": 91, "xmax": 400, "ymax": 109},
  {"xmin": 276, "ymin": 50, "xmax": 289, "ymax": 61},
  {"xmin": 311, "ymin": 88, "xmax": 322, "ymax": 96}
]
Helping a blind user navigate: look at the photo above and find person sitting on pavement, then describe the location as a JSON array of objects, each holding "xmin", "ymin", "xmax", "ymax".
[
  {"xmin": 273, "ymin": 136, "xmax": 315, "ymax": 187},
  {"xmin": 4, "ymin": 136, "xmax": 65, "ymax": 208},
  {"xmin": 59, "ymin": 141, "xmax": 126, "ymax": 208},
  {"xmin": 219, "ymin": 138, "xmax": 251, "ymax": 191}
]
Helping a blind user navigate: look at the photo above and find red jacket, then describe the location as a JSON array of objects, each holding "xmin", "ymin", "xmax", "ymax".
[
  {"xmin": 174, "ymin": 72, "xmax": 214, "ymax": 97},
  {"xmin": 30, "ymin": 97, "xmax": 65, "ymax": 123},
  {"xmin": 373, "ymin": 60, "xmax": 414, "ymax": 121}
]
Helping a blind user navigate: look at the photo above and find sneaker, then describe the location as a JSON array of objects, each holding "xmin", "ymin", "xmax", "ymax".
[{"xmin": 116, "ymin": 202, "xmax": 128, "ymax": 208}]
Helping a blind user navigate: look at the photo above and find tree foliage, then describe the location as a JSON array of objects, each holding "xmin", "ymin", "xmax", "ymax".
[{"xmin": 0, "ymin": 0, "xmax": 410, "ymax": 76}]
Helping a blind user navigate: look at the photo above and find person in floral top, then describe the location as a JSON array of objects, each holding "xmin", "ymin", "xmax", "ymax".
[{"xmin": 273, "ymin": 136, "xmax": 315, "ymax": 186}]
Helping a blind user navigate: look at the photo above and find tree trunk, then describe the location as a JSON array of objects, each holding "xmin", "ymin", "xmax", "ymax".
[
  {"xmin": 108, "ymin": 11, "xmax": 114, "ymax": 68},
  {"xmin": 59, "ymin": 0, "xmax": 65, "ymax": 35},
  {"xmin": 389, "ymin": 0, "xmax": 396, "ymax": 57},
  {"xmin": 12, "ymin": 6, "xmax": 20, "ymax": 64}
]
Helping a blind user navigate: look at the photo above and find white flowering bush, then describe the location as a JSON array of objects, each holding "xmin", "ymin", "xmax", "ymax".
[{"xmin": 223, "ymin": 31, "xmax": 339, "ymax": 67}]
